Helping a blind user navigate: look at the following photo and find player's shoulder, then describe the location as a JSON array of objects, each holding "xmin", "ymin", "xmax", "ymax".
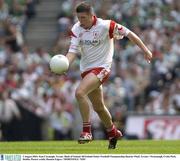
[
  {"xmin": 97, "ymin": 18, "xmax": 111, "ymax": 26},
  {"xmin": 97, "ymin": 18, "xmax": 117, "ymax": 29},
  {"xmin": 71, "ymin": 22, "xmax": 81, "ymax": 34}
]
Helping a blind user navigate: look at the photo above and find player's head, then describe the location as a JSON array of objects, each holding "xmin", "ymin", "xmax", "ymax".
[{"xmin": 75, "ymin": 1, "xmax": 94, "ymax": 29}]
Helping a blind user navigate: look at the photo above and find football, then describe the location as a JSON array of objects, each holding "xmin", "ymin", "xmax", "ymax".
[{"xmin": 49, "ymin": 54, "xmax": 69, "ymax": 74}]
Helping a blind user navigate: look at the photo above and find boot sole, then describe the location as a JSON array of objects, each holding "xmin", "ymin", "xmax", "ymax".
[
  {"xmin": 108, "ymin": 137, "xmax": 118, "ymax": 149},
  {"xmin": 78, "ymin": 139, "xmax": 92, "ymax": 144}
]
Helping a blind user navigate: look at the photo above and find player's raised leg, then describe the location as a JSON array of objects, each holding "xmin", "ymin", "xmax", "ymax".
[
  {"xmin": 75, "ymin": 72, "xmax": 101, "ymax": 144},
  {"xmin": 88, "ymin": 86, "xmax": 122, "ymax": 149}
]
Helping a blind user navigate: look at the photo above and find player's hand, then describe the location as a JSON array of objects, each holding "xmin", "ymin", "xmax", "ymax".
[
  {"xmin": 144, "ymin": 50, "xmax": 153, "ymax": 64},
  {"xmin": 51, "ymin": 71, "xmax": 67, "ymax": 76}
]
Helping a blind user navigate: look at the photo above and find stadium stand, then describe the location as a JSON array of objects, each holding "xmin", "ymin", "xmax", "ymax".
[{"xmin": 0, "ymin": 0, "xmax": 179, "ymax": 141}]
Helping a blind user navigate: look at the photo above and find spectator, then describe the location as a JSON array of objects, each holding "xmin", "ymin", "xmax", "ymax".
[
  {"xmin": 0, "ymin": 90, "xmax": 21, "ymax": 141},
  {"xmin": 48, "ymin": 93, "xmax": 73, "ymax": 140},
  {"xmin": 0, "ymin": 0, "xmax": 179, "ymax": 141}
]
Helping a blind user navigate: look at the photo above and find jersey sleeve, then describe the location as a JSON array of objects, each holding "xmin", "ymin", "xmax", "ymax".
[
  {"xmin": 113, "ymin": 23, "xmax": 130, "ymax": 39},
  {"xmin": 68, "ymin": 25, "xmax": 80, "ymax": 54},
  {"xmin": 109, "ymin": 20, "xmax": 130, "ymax": 40}
]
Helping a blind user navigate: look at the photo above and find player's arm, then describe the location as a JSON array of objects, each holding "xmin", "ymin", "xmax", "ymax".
[
  {"xmin": 66, "ymin": 25, "xmax": 80, "ymax": 65},
  {"xmin": 66, "ymin": 52, "xmax": 77, "ymax": 65},
  {"xmin": 112, "ymin": 21, "xmax": 152, "ymax": 63},
  {"xmin": 127, "ymin": 31, "xmax": 152, "ymax": 63}
]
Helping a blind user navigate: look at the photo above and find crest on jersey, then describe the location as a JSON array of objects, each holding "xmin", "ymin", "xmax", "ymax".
[{"xmin": 93, "ymin": 31, "xmax": 99, "ymax": 39}]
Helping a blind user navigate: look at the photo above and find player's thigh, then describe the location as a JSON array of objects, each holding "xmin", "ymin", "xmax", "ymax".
[
  {"xmin": 76, "ymin": 72, "xmax": 101, "ymax": 96},
  {"xmin": 88, "ymin": 86, "xmax": 105, "ymax": 111}
]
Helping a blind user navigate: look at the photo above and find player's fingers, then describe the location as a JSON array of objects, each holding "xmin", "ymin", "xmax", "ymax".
[
  {"xmin": 145, "ymin": 55, "xmax": 151, "ymax": 64},
  {"xmin": 147, "ymin": 59, "xmax": 151, "ymax": 63}
]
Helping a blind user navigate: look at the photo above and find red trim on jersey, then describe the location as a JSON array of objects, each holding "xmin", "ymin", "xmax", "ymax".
[
  {"xmin": 70, "ymin": 31, "xmax": 77, "ymax": 38},
  {"xmin": 118, "ymin": 26, "xmax": 123, "ymax": 30},
  {"xmin": 109, "ymin": 20, "xmax": 116, "ymax": 39},
  {"xmin": 92, "ymin": 16, "xmax": 97, "ymax": 26}
]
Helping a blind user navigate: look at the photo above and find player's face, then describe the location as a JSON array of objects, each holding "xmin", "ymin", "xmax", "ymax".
[{"xmin": 77, "ymin": 12, "xmax": 93, "ymax": 29}]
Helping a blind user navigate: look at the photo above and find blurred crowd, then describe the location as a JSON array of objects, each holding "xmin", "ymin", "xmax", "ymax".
[{"xmin": 0, "ymin": 0, "xmax": 179, "ymax": 141}]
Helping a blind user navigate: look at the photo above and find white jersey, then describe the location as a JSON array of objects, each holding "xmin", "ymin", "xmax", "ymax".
[{"xmin": 68, "ymin": 16, "xmax": 130, "ymax": 72}]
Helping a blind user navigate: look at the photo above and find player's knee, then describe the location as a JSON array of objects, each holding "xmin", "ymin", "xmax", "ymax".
[{"xmin": 75, "ymin": 89, "xmax": 86, "ymax": 99}]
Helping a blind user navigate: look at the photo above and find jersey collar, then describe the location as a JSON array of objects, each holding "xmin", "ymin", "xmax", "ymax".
[{"xmin": 92, "ymin": 15, "xmax": 97, "ymax": 26}]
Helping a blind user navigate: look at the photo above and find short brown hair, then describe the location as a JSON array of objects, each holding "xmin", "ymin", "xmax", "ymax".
[{"xmin": 76, "ymin": 1, "xmax": 93, "ymax": 13}]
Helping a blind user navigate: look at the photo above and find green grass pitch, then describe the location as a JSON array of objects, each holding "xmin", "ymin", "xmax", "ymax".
[{"xmin": 0, "ymin": 140, "xmax": 180, "ymax": 154}]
